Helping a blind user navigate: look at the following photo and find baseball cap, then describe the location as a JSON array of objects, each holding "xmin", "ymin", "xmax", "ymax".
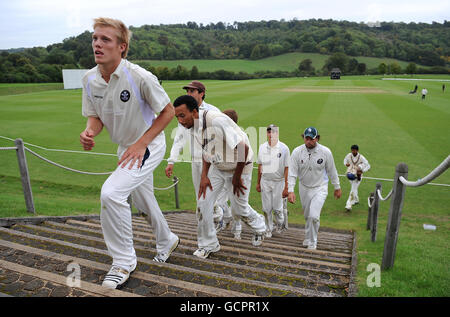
[
  {"xmin": 267, "ymin": 124, "xmax": 278, "ymax": 131},
  {"xmin": 183, "ymin": 81, "xmax": 206, "ymax": 92},
  {"xmin": 304, "ymin": 127, "xmax": 318, "ymax": 139}
]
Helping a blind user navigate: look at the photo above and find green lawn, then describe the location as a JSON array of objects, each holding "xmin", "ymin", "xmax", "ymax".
[
  {"xmin": 133, "ymin": 52, "xmax": 430, "ymax": 74},
  {"xmin": 0, "ymin": 75, "xmax": 449, "ymax": 296}
]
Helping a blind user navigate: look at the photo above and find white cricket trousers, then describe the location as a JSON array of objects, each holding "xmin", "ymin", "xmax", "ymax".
[
  {"xmin": 100, "ymin": 137, "xmax": 177, "ymax": 270},
  {"xmin": 194, "ymin": 161, "xmax": 242, "ymax": 234},
  {"xmin": 298, "ymin": 183, "xmax": 328, "ymax": 248},
  {"xmin": 346, "ymin": 179, "xmax": 361, "ymax": 209},
  {"xmin": 260, "ymin": 178, "xmax": 285, "ymax": 232},
  {"xmin": 196, "ymin": 166, "xmax": 266, "ymax": 249}
]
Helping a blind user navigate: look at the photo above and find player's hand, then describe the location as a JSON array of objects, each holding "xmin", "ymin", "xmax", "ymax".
[
  {"xmin": 165, "ymin": 164, "xmax": 174, "ymax": 178},
  {"xmin": 80, "ymin": 129, "xmax": 95, "ymax": 151},
  {"xmin": 256, "ymin": 183, "xmax": 261, "ymax": 192},
  {"xmin": 198, "ymin": 176, "xmax": 213, "ymax": 200},
  {"xmin": 282, "ymin": 187, "xmax": 289, "ymax": 198},
  {"xmin": 232, "ymin": 174, "xmax": 247, "ymax": 197},
  {"xmin": 118, "ymin": 141, "xmax": 147, "ymax": 170},
  {"xmin": 288, "ymin": 192, "xmax": 296, "ymax": 204},
  {"xmin": 334, "ymin": 189, "xmax": 342, "ymax": 199}
]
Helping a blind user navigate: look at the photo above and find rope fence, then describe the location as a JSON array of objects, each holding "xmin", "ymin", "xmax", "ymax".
[
  {"xmin": 0, "ymin": 138, "xmax": 182, "ymax": 214},
  {"xmin": 366, "ymin": 155, "xmax": 449, "ymax": 270}
]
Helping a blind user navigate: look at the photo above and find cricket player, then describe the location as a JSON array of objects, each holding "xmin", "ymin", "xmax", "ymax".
[
  {"xmin": 344, "ymin": 144, "xmax": 370, "ymax": 211},
  {"xmin": 173, "ymin": 95, "xmax": 266, "ymax": 259},
  {"xmin": 165, "ymin": 81, "xmax": 220, "ymax": 197},
  {"xmin": 256, "ymin": 124, "xmax": 290, "ymax": 237},
  {"xmin": 80, "ymin": 17, "xmax": 179, "ymax": 289},
  {"xmin": 288, "ymin": 127, "xmax": 341, "ymax": 250}
]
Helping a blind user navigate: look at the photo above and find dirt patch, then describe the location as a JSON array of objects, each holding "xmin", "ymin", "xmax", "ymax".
[{"xmin": 283, "ymin": 87, "xmax": 387, "ymax": 94}]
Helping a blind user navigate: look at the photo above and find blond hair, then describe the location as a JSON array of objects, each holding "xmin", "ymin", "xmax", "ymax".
[{"xmin": 93, "ymin": 17, "xmax": 132, "ymax": 58}]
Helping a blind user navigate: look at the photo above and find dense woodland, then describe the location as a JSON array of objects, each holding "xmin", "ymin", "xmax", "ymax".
[{"xmin": 1, "ymin": 19, "xmax": 449, "ymax": 82}]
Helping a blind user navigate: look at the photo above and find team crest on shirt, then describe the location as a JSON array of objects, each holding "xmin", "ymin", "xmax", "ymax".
[
  {"xmin": 120, "ymin": 90, "xmax": 131, "ymax": 102},
  {"xmin": 317, "ymin": 158, "xmax": 323, "ymax": 164},
  {"xmin": 277, "ymin": 153, "xmax": 282, "ymax": 158}
]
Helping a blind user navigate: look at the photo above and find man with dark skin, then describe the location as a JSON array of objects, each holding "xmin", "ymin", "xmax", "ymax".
[{"xmin": 173, "ymin": 95, "xmax": 266, "ymax": 258}]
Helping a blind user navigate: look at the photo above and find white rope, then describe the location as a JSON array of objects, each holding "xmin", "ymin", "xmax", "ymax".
[
  {"xmin": 24, "ymin": 146, "xmax": 114, "ymax": 175},
  {"xmin": 368, "ymin": 196, "xmax": 373, "ymax": 208},
  {"xmin": 0, "ymin": 135, "xmax": 116, "ymax": 157},
  {"xmin": 399, "ymin": 155, "xmax": 450, "ymax": 187},
  {"xmin": 154, "ymin": 178, "xmax": 180, "ymax": 191},
  {"xmin": 377, "ymin": 188, "xmax": 393, "ymax": 201},
  {"xmin": 23, "ymin": 146, "xmax": 179, "ymax": 191},
  {"xmin": 3, "ymin": 136, "xmax": 449, "ymax": 187}
]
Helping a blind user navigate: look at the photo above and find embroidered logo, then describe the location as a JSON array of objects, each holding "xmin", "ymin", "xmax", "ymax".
[
  {"xmin": 317, "ymin": 158, "xmax": 323, "ymax": 164},
  {"xmin": 277, "ymin": 153, "xmax": 282, "ymax": 158},
  {"xmin": 120, "ymin": 90, "xmax": 130, "ymax": 102}
]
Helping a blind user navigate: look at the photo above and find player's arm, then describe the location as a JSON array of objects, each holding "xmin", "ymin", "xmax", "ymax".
[
  {"xmin": 119, "ymin": 103, "xmax": 175, "ymax": 169},
  {"xmin": 232, "ymin": 142, "xmax": 249, "ymax": 197},
  {"xmin": 256, "ymin": 164, "xmax": 262, "ymax": 192},
  {"xmin": 80, "ymin": 116, "xmax": 103, "ymax": 151},
  {"xmin": 198, "ymin": 157, "xmax": 212, "ymax": 199}
]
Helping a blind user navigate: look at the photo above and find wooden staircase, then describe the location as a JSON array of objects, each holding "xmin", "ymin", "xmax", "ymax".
[{"xmin": 0, "ymin": 211, "xmax": 357, "ymax": 297}]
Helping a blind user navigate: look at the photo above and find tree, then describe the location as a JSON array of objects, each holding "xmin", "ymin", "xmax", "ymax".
[
  {"xmin": 405, "ymin": 62, "xmax": 417, "ymax": 75},
  {"xmin": 357, "ymin": 63, "xmax": 367, "ymax": 74},
  {"xmin": 389, "ymin": 62, "xmax": 402, "ymax": 74},
  {"xmin": 298, "ymin": 59, "xmax": 314, "ymax": 75},
  {"xmin": 378, "ymin": 63, "xmax": 387, "ymax": 74},
  {"xmin": 323, "ymin": 52, "xmax": 349, "ymax": 73},
  {"xmin": 190, "ymin": 66, "xmax": 199, "ymax": 79}
]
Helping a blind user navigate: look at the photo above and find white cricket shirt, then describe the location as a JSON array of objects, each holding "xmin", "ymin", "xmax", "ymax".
[
  {"xmin": 343, "ymin": 153, "xmax": 371, "ymax": 174},
  {"xmin": 168, "ymin": 101, "xmax": 220, "ymax": 164},
  {"xmin": 194, "ymin": 110, "xmax": 254, "ymax": 174},
  {"xmin": 82, "ymin": 59, "xmax": 170, "ymax": 149},
  {"xmin": 288, "ymin": 143, "xmax": 340, "ymax": 192},
  {"xmin": 257, "ymin": 141, "xmax": 290, "ymax": 181}
]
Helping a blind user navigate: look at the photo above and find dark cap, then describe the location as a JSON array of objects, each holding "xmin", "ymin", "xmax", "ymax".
[
  {"xmin": 183, "ymin": 81, "xmax": 206, "ymax": 92},
  {"xmin": 267, "ymin": 124, "xmax": 278, "ymax": 131},
  {"xmin": 304, "ymin": 126, "xmax": 318, "ymax": 139}
]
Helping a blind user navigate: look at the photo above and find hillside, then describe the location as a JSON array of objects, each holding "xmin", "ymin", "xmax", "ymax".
[
  {"xmin": 133, "ymin": 52, "xmax": 432, "ymax": 75},
  {"xmin": 1, "ymin": 19, "xmax": 449, "ymax": 83}
]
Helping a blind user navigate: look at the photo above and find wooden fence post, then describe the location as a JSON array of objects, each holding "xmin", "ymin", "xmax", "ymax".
[
  {"xmin": 367, "ymin": 192, "xmax": 374, "ymax": 230},
  {"xmin": 14, "ymin": 139, "xmax": 35, "ymax": 214},
  {"xmin": 382, "ymin": 163, "xmax": 408, "ymax": 270},
  {"xmin": 173, "ymin": 176, "xmax": 180, "ymax": 209},
  {"xmin": 370, "ymin": 183, "xmax": 382, "ymax": 242}
]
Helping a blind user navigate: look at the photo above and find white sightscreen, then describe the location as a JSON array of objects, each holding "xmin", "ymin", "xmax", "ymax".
[{"xmin": 62, "ymin": 69, "xmax": 88, "ymax": 89}]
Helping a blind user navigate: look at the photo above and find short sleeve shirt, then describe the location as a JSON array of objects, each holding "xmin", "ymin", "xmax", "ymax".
[
  {"xmin": 257, "ymin": 141, "xmax": 290, "ymax": 181},
  {"xmin": 82, "ymin": 59, "xmax": 170, "ymax": 149}
]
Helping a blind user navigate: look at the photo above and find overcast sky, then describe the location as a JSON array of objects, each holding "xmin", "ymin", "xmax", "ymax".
[{"xmin": 1, "ymin": 0, "xmax": 448, "ymax": 50}]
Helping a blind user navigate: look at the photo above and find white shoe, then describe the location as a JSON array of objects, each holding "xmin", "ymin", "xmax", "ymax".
[
  {"xmin": 264, "ymin": 231, "xmax": 272, "ymax": 238},
  {"xmin": 102, "ymin": 263, "xmax": 136, "ymax": 289},
  {"xmin": 233, "ymin": 232, "xmax": 241, "ymax": 240},
  {"xmin": 303, "ymin": 239, "xmax": 310, "ymax": 247},
  {"xmin": 307, "ymin": 244, "xmax": 317, "ymax": 250},
  {"xmin": 193, "ymin": 244, "xmax": 220, "ymax": 259},
  {"xmin": 252, "ymin": 234, "xmax": 264, "ymax": 247},
  {"xmin": 153, "ymin": 236, "xmax": 180, "ymax": 263}
]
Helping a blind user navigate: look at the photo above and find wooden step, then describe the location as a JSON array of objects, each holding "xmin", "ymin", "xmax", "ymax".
[{"xmin": 0, "ymin": 212, "xmax": 357, "ymax": 297}]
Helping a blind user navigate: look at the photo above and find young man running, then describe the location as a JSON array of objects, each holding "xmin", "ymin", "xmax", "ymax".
[{"xmin": 80, "ymin": 17, "xmax": 179, "ymax": 289}]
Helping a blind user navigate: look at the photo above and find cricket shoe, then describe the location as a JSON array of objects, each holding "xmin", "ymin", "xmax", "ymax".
[
  {"xmin": 252, "ymin": 234, "xmax": 264, "ymax": 247},
  {"xmin": 193, "ymin": 244, "xmax": 220, "ymax": 259},
  {"xmin": 153, "ymin": 236, "xmax": 180, "ymax": 263},
  {"xmin": 102, "ymin": 262, "xmax": 136, "ymax": 289}
]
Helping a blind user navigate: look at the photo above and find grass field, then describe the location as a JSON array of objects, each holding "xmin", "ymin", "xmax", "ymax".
[
  {"xmin": 133, "ymin": 52, "xmax": 430, "ymax": 74},
  {"xmin": 0, "ymin": 75, "xmax": 449, "ymax": 297}
]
